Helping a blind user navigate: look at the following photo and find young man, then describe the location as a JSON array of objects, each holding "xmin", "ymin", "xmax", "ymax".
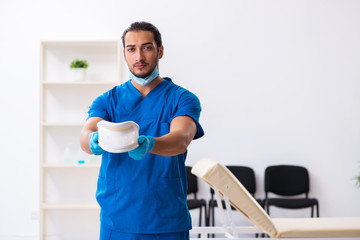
[{"xmin": 80, "ymin": 22, "xmax": 204, "ymax": 240}]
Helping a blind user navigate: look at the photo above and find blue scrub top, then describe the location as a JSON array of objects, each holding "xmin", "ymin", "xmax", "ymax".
[{"xmin": 87, "ymin": 78, "xmax": 204, "ymax": 234}]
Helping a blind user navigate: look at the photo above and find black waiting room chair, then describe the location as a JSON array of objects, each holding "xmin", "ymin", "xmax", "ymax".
[
  {"xmin": 186, "ymin": 166, "xmax": 207, "ymax": 227},
  {"xmin": 264, "ymin": 165, "xmax": 319, "ymax": 218}
]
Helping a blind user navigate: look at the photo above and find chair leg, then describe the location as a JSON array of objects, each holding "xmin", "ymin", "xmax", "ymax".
[
  {"xmin": 211, "ymin": 205, "xmax": 215, "ymax": 238},
  {"xmin": 198, "ymin": 208, "xmax": 202, "ymax": 238},
  {"xmin": 316, "ymin": 203, "xmax": 320, "ymax": 217},
  {"xmin": 204, "ymin": 204, "xmax": 208, "ymax": 226},
  {"xmin": 212, "ymin": 205, "xmax": 215, "ymax": 226},
  {"xmin": 311, "ymin": 206, "xmax": 314, "ymax": 218},
  {"xmin": 199, "ymin": 207, "xmax": 202, "ymax": 226},
  {"xmin": 206, "ymin": 204, "xmax": 211, "ymax": 227}
]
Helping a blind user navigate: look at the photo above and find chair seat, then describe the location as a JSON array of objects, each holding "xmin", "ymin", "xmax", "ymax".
[
  {"xmin": 210, "ymin": 198, "xmax": 264, "ymax": 210},
  {"xmin": 267, "ymin": 198, "xmax": 318, "ymax": 209},
  {"xmin": 209, "ymin": 199, "xmax": 236, "ymax": 210},
  {"xmin": 187, "ymin": 199, "xmax": 206, "ymax": 210}
]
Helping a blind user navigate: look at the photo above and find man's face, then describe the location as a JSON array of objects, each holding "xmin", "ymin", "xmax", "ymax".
[{"xmin": 124, "ymin": 30, "xmax": 163, "ymax": 79}]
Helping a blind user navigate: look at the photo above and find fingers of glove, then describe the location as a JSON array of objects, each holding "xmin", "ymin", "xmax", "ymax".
[
  {"xmin": 128, "ymin": 142, "xmax": 147, "ymax": 160},
  {"xmin": 89, "ymin": 132, "xmax": 105, "ymax": 155},
  {"xmin": 92, "ymin": 143, "xmax": 104, "ymax": 155},
  {"xmin": 138, "ymin": 135, "xmax": 147, "ymax": 144},
  {"xmin": 128, "ymin": 150, "xmax": 145, "ymax": 160},
  {"xmin": 91, "ymin": 131, "xmax": 99, "ymax": 141},
  {"xmin": 128, "ymin": 136, "xmax": 154, "ymax": 160}
]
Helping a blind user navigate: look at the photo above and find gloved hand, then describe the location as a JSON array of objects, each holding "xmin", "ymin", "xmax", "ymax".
[
  {"xmin": 89, "ymin": 131, "xmax": 105, "ymax": 155},
  {"xmin": 128, "ymin": 135, "xmax": 155, "ymax": 160}
]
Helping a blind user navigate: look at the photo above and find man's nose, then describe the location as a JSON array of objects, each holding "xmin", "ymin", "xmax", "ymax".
[{"xmin": 135, "ymin": 49, "xmax": 145, "ymax": 61}]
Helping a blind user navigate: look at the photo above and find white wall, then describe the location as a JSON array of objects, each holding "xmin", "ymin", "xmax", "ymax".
[{"xmin": 1, "ymin": 0, "xmax": 360, "ymax": 238}]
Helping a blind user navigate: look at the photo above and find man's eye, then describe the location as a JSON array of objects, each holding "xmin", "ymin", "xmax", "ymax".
[
  {"xmin": 127, "ymin": 48, "xmax": 135, "ymax": 52},
  {"xmin": 144, "ymin": 46, "xmax": 152, "ymax": 51}
]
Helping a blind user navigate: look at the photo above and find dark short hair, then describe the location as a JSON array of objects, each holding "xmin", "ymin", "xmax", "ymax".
[{"xmin": 122, "ymin": 21, "xmax": 162, "ymax": 49}]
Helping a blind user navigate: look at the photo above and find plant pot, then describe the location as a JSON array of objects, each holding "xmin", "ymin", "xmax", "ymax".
[{"xmin": 71, "ymin": 68, "xmax": 87, "ymax": 81}]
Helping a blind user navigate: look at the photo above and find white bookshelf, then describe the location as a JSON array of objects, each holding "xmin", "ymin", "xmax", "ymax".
[{"xmin": 39, "ymin": 40, "xmax": 122, "ymax": 240}]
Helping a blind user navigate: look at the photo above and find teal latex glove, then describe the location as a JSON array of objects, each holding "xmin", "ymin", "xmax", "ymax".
[
  {"xmin": 128, "ymin": 135, "xmax": 155, "ymax": 160},
  {"xmin": 89, "ymin": 132, "xmax": 105, "ymax": 155}
]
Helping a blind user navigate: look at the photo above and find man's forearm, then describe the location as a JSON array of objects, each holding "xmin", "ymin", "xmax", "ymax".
[
  {"xmin": 80, "ymin": 129, "xmax": 93, "ymax": 154},
  {"xmin": 80, "ymin": 117, "xmax": 104, "ymax": 155},
  {"xmin": 151, "ymin": 131, "xmax": 193, "ymax": 157}
]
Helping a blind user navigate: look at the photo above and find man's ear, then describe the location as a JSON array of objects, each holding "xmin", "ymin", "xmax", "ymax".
[{"xmin": 158, "ymin": 45, "xmax": 164, "ymax": 59}]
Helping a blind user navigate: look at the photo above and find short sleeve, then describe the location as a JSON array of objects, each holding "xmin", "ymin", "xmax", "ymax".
[
  {"xmin": 87, "ymin": 92, "xmax": 110, "ymax": 121},
  {"xmin": 172, "ymin": 90, "xmax": 204, "ymax": 139}
]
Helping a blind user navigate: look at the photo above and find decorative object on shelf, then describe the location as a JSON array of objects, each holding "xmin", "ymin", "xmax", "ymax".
[
  {"xmin": 70, "ymin": 58, "xmax": 89, "ymax": 81},
  {"xmin": 63, "ymin": 142, "xmax": 77, "ymax": 164},
  {"xmin": 64, "ymin": 141, "xmax": 86, "ymax": 164}
]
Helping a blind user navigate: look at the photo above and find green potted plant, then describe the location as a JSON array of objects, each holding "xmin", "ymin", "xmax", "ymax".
[
  {"xmin": 70, "ymin": 59, "xmax": 89, "ymax": 81},
  {"xmin": 356, "ymin": 175, "xmax": 360, "ymax": 188},
  {"xmin": 355, "ymin": 161, "xmax": 360, "ymax": 188}
]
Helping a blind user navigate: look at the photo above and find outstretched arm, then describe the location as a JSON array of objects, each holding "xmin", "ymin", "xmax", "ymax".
[
  {"xmin": 128, "ymin": 116, "xmax": 197, "ymax": 160},
  {"xmin": 151, "ymin": 116, "xmax": 197, "ymax": 156}
]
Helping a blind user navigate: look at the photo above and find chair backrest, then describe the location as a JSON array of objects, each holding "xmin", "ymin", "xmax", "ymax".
[
  {"xmin": 186, "ymin": 166, "xmax": 198, "ymax": 195},
  {"xmin": 265, "ymin": 165, "xmax": 309, "ymax": 196},
  {"xmin": 210, "ymin": 165, "xmax": 256, "ymax": 196}
]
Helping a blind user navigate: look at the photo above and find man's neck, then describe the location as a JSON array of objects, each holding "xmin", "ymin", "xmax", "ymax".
[{"xmin": 131, "ymin": 76, "xmax": 164, "ymax": 98}]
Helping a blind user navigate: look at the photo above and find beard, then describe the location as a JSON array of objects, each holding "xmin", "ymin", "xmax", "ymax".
[
  {"xmin": 129, "ymin": 51, "xmax": 160, "ymax": 79},
  {"xmin": 130, "ymin": 63, "xmax": 157, "ymax": 79}
]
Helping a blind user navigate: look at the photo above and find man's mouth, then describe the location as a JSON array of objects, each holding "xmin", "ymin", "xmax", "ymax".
[{"xmin": 134, "ymin": 63, "xmax": 148, "ymax": 69}]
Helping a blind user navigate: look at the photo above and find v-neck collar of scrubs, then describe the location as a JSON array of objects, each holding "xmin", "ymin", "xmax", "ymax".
[{"xmin": 128, "ymin": 78, "xmax": 169, "ymax": 100}]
